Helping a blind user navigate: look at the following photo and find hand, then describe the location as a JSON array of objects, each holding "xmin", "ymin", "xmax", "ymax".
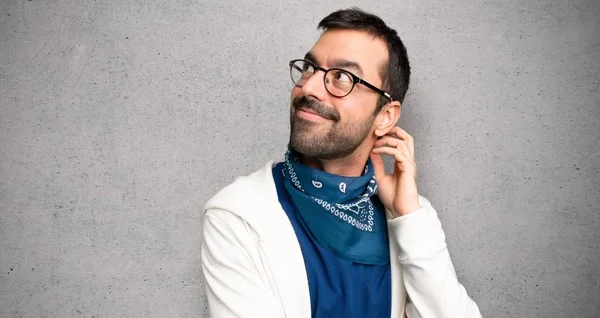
[{"xmin": 370, "ymin": 126, "xmax": 421, "ymax": 218}]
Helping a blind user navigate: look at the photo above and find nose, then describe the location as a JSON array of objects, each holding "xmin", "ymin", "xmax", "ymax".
[{"xmin": 300, "ymin": 69, "xmax": 328, "ymax": 102}]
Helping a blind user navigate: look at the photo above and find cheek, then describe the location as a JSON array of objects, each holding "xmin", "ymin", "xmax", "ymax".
[{"xmin": 337, "ymin": 98, "xmax": 373, "ymax": 121}]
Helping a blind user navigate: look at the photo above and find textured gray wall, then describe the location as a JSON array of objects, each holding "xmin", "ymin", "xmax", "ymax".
[{"xmin": 1, "ymin": 0, "xmax": 598, "ymax": 317}]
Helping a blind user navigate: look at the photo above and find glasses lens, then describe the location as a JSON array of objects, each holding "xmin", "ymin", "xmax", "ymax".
[
  {"xmin": 290, "ymin": 60, "xmax": 314, "ymax": 87},
  {"xmin": 325, "ymin": 69, "xmax": 354, "ymax": 97}
]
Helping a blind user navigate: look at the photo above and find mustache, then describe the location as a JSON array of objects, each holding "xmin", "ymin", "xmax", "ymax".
[{"xmin": 292, "ymin": 96, "xmax": 340, "ymax": 121}]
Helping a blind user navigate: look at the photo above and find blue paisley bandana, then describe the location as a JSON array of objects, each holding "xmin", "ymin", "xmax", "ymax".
[{"xmin": 281, "ymin": 148, "xmax": 390, "ymax": 265}]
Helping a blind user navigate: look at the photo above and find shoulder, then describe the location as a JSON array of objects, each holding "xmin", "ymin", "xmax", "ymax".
[
  {"xmin": 204, "ymin": 161, "xmax": 277, "ymax": 211},
  {"xmin": 202, "ymin": 161, "xmax": 284, "ymax": 230}
]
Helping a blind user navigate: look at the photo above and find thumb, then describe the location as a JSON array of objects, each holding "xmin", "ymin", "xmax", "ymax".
[{"xmin": 370, "ymin": 151, "xmax": 386, "ymax": 183}]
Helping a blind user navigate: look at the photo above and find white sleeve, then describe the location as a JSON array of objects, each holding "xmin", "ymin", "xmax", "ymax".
[
  {"xmin": 201, "ymin": 209, "xmax": 285, "ymax": 318},
  {"xmin": 387, "ymin": 197, "xmax": 482, "ymax": 318}
]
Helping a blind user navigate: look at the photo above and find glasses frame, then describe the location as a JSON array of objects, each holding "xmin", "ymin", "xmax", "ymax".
[{"xmin": 289, "ymin": 59, "xmax": 393, "ymax": 101}]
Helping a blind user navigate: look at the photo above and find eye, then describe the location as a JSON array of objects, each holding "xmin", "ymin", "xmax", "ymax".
[{"xmin": 333, "ymin": 70, "xmax": 353, "ymax": 83}]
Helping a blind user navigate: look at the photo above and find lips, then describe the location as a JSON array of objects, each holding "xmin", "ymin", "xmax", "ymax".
[
  {"xmin": 301, "ymin": 107, "xmax": 322, "ymax": 116},
  {"xmin": 298, "ymin": 107, "xmax": 330, "ymax": 120}
]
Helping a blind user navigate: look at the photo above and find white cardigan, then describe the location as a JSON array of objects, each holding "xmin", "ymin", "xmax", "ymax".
[{"xmin": 201, "ymin": 161, "xmax": 482, "ymax": 318}]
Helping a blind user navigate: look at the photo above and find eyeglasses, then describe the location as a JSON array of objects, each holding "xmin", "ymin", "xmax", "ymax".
[{"xmin": 288, "ymin": 59, "xmax": 392, "ymax": 101}]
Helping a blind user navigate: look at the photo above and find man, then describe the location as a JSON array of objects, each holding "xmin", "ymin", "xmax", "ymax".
[{"xmin": 201, "ymin": 7, "xmax": 481, "ymax": 318}]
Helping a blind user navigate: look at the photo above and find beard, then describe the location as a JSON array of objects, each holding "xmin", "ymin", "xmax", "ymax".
[{"xmin": 289, "ymin": 96, "xmax": 374, "ymax": 160}]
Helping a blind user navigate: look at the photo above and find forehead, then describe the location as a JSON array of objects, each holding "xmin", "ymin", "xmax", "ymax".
[{"xmin": 310, "ymin": 29, "xmax": 388, "ymax": 80}]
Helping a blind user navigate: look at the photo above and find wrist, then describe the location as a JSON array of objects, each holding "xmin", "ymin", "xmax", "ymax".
[{"xmin": 392, "ymin": 199, "xmax": 421, "ymax": 218}]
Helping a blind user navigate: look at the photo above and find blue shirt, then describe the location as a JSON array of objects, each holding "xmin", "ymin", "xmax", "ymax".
[{"xmin": 273, "ymin": 163, "xmax": 391, "ymax": 318}]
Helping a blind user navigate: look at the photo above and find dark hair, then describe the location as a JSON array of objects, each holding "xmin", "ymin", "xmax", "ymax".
[{"xmin": 318, "ymin": 7, "xmax": 411, "ymax": 111}]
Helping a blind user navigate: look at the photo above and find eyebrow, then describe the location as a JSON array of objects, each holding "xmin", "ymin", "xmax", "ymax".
[
  {"xmin": 304, "ymin": 51, "xmax": 364, "ymax": 77},
  {"xmin": 304, "ymin": 51, "xmax": 319, "ymax": 64}
]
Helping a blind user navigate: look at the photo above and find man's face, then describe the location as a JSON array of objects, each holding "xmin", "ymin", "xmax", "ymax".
[{"xmin": 289, "ymin": 29, "xmax": 389, "ymax": 160}]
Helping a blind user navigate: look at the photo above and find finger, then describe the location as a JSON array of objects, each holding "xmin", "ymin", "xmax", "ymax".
[
  {"xmin": 371, "ymin": 146, "xmax": 412, "ymax": 168},
  {"xmin": 389, "ymin": 127, "xmax": 415, "ymax": 157},
  {"xmin": 396, "ymin": 140, "xmax": 413, "ymax": 160},
  {"xmin": 390, "ymin": 126, "xmax": 414, "ymax": 157},
  {"xmin": 374, "ymin": 136, "xmax": 401, "ymax": 148},
  {"xmin": 374, "ymin": 138, "xmax": 414, "ymax": 161},
  {"xmin": 389, "ymin": 126, "xmax": 412, "ymax": 140},
  {"xmin": 369, "ymin": 151, "xmax": 387, "ymax": 182}
]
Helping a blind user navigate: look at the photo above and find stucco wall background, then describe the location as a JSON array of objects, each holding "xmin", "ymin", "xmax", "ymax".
[{"xmin": 1, "ymin": 0, "xmax": 598, "ymax": 317}]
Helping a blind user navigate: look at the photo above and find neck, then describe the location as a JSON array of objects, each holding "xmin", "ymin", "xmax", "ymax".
[{"xmin": 299, "ymin": 141, "xmax": 373, "ymax": 177}]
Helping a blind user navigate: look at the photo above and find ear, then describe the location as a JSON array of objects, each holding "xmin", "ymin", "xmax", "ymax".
[{"xmin": 374, "ymin": 100, "xmax": 402, "ymax": 137}]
